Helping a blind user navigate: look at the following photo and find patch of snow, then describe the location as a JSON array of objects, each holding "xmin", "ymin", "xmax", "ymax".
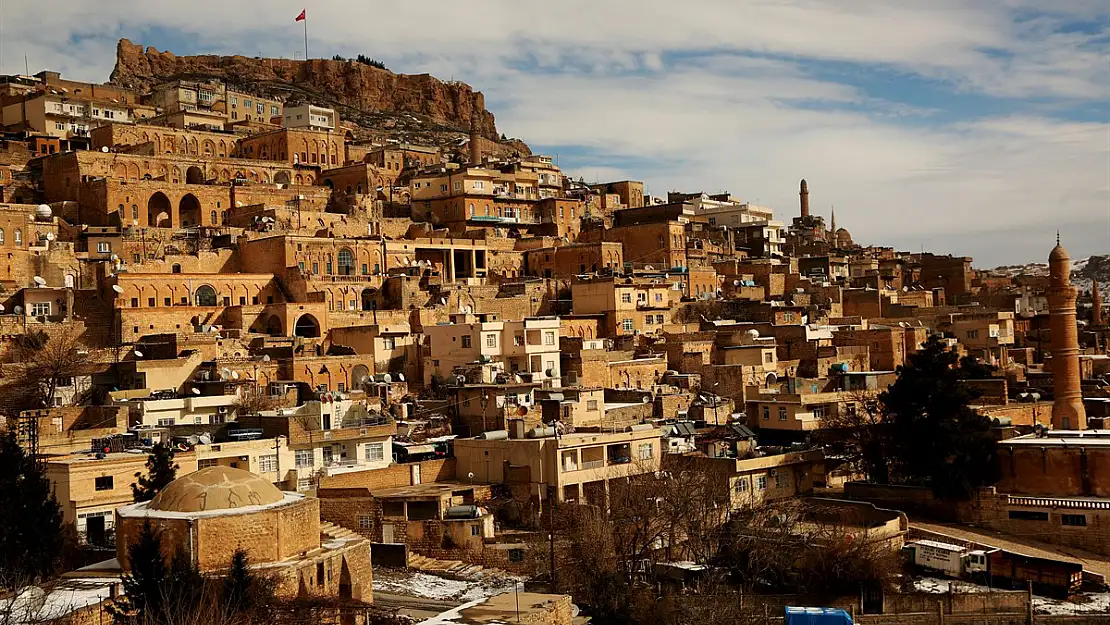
[
  {"xmin": 9, "ymin": 578, "xmax": 118, "ymax": 625},
  {"xmin": 1034, "ymin": 593, "xmax": 1110, "ymax": 616},
  {"xmin": 373, "ymin": 570, "xmax": 520, "ymax": 602}
]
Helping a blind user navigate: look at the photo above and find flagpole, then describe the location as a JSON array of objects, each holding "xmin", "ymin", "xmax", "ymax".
[{"xmin": 303, "ymin": 16, "xmax": 309, "ymax": 61}]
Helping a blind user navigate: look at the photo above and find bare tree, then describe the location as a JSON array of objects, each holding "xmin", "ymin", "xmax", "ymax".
[
  {"xmin": 0, "ymin": 329, "xmax": 86, "ymax": 416},
  {"xmin": 818, "ymin": 389, "xmax": 890, "ymax": 484}
]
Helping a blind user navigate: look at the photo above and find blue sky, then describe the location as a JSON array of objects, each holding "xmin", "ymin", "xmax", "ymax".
[{"xmin": 4, "ymin": 0, "xmax": 1108, "ymax": 267}]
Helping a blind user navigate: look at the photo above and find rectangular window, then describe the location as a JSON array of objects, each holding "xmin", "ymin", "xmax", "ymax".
[
  {"xmin": 622, "ymin": 318, "xmax": 634, "ymax": 332},
  {"xmin": 198, "ymin": 459, "xmax": 218, "ymax": 469},
  {"xmin": 776, "ymin": 471, "xmax": 788, "ymax": 488},
  {"xmin": 271, "ymin": 105, "xmax": 280, "ymax": 116},
  {"xmin": 778, "ymin": 407, "xmax": 788, "ymax": 421},
  {"xmin": 735, "ymin": 477, "xmax": 749, "ymax": 493},
  {"xmin": 544, "ymin": 331, "xmax": 555, "ymax": 345},
  {"xmin": 1061, "ymin": 514, "xmax": 1087, "ymax": 527},
  {"xmin": 30, "ymin": 302, "xmax": 51, "ymax": 317},
  {"xmin": 756, "ymin": 475, "xmax": 767, "ymax": 490},
  {"xmin": 621, "ymin": 293, "xmax": 632, "ymax": 304},
  {"xmin": 364, "ymin": 443, "xmax": 385, "ymax": 462},
  {"xmin": 470, "ymin": 524, "xmax": 482, "ymax": 536},
  {"xmin": 762, "ymin": 406, "xmax": 770, "ymax": 420},
  {"xmin": 97, "ymin": 242, "xmax": 111, "ymax": 253},
  {"xmin": 94, "ymin": 476, "xmax": 113, "ymax": 491},
  {"xmin": 1008, "ymin": 510, "xmax": 1049, "ymax": 521},
  {"xmin": 358, "ymin": 515, "xmax": 372, "ymax": 530},
  {"xmin": 485, "ymin": 334, "xmax": 497, "ymax": 348},
  {"xmin": 295, "ymin": 449, "xmax": 314, "ymax": 468},
  {"xmin": 587, "ymin": 400, "xmax": 598, "ymax": 410},
  {"xmin": 461, "ymin": 335, "xmax": 472, "ymax": 348},
  {"xmin": 812, "ymin": 405, "xmax": 826, "ymax": 419},
  {"xmin": 638, "ymin": 443, "xmax": 653, "ymax": 460},
  {"xmin": 258, "ymin": 454, "xmax": 277, "ymax": 473},
  {"xmin": 157, "ymin": 418, "xmax": 174, "ymax": 427}
]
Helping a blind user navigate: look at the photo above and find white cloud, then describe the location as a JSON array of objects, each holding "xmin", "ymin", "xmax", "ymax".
[{"xmin": 0, "ymin": 0, "xmax": 1106, "ymax": 265}]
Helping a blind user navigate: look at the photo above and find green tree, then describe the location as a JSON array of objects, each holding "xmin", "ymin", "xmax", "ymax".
[
  {"xmin": 223, "ymin": 548, "xmax": 255, "ymax": 614},
  {"xmin": 880, "ymin": 335, "xmax": 1000, "ymax": 499},
  {"xmin": 132, "ymin": 443, "xmax": 178, "ymax": 502},
  {"xmin": 110, "ymin": 522, "xmax": 204, "ymax": 625},
  {"xmin": 0, "ymin": 431, "xmax": 63, "ymax": 590}
]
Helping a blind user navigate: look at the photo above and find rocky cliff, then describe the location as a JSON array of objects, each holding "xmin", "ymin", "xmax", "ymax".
[{"xmin": 109, "ymin": 39, "xmax": 501, "ymax": 140}]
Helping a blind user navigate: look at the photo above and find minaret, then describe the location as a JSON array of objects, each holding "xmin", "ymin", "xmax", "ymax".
[
  {"xmin": 1048, "ymin": 235, "xmax": 1087, "ymax": 430},
  {"xmin": 1093, "ymin": 280, "xmax": 1103, "ymax": 326},
  {"xmin": 799, "ymin": 179, "xmax": 809, "ymax": 218},
  {"xmin": 830, "ymin": 207, "xmax": 837, "ymax": 232},
  {"xmin": 468, "ymin": 127, "xmax": 482, "ymax": 165}
]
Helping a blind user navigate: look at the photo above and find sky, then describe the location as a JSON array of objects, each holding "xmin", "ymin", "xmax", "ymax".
[{"xmin": 1, "ymin": 0, "xmax": 1108, "ymax": 267}]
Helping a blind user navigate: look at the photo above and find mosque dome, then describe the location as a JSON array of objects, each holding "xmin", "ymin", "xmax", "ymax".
[
  {"xmin": 149, "ymin": 466, "xmax": 284, "ymax": 513},
  {"xmin": 1049, "ymin": 244, "xmax": 1070, "ymax": 263},
  {"xmin": 35, "ymin": 204, "xmax": 53, "ymax": 221}
]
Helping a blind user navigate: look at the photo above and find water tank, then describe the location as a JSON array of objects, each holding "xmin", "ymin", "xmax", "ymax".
[
  {"xmin": 626, "ymin": 423, "xmax": 655, "ymax": 432},
  {"xmin": 830, "ymin": 363, "xmax": 849, "ymax": 373},
  {"xmin": 526, "ymin": 426, "xmax": 556, "ymax": 438},
  {"xmin": 35, "ymin": 204, "xmax": 53, "ymax": 221},
  {"xmin": 476, "ymin": 429, "xmax": 508, "ymax": 440},
  {"xmin": 446, "ymin": 505, "xmax": 480, "ymax": 519}
]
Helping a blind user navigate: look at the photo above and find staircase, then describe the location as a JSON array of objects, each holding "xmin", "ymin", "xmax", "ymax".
[
  {"xmin": 320, "ymin": 521, "xmax": 360, "ymax": 542},
  {"xmin": 405, "ymin": 553, "xmax": 513, "ymax": 583}
]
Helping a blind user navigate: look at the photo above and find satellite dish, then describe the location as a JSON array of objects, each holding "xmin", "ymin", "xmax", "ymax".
[
  {"xmin": 514, "ymin": 374, "xmax": 524, "ymax": 384},
  {"xmin": 111, "ymin": 284, "xmax": 124, "ymax": 293},
  {"xmin": 133, "ymin": 350, "xmax": 143, "ymax": 358},
  {"xmin": 191, "ymin": 388, "xmax": 201, "ymax": 395},
  {"xmin": 766, "ymin": 372, "xmax": 778, "ymax": 385},
  {"xmin": 733, "ymin": 280, "xmax": 741, "ymax": 287},
  {"xmin": 101, "ymin": 146, "xmax": 109, "ymax": 153},
  {"xmin": 13, "ymin": 305, "xmax": 22, "ymax": 315},
  {"xmin": 33, "ymin": 276, "xmax": 46, "ymax": 286},
  {"xmin": 468, "ymin": 472, "xmax": 475, "ymax": 479},
  {"xmin": 382, "ymin": 373, "xmax": 392, "ymax": 383},
  {"xmin": 517, "ymin": 405, "xmax": 528, "ymax": 416},
  {"xmin": 642, "ymin": 396, "xmax": 651, "ymax": 404},
  {"xmin": 45, "ymin": 233, "xmax": 55, "ymax": 241},
  {"xmin": 645, "ymin": 265, "xmax": 654, "ymax": 271},
  {"xmin": 221, "ymin": 368, "xmax": 232, "ymax": 380},
  {"xmin": 397, "ymin": 373, "xmax": 405, "ymax": 382},
  {"xmin": 0, "ymin": 305, "xmax": 4, "ymax": 312},
  {"xmin": 231, "ymin": 371, "xmax": 240, "ymax": 379},
  {"xmin": 262, "ymin": 354, "xmax": 271, "ymax": 362}
]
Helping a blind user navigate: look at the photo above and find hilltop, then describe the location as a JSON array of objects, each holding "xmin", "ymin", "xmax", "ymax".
[
  {"xmin": 984, "ymin": 254, "xmax": 1110, "ymax": 292},
  {"xmin": 108, "ymin": 39, "xmax": 529, "ymax": 156}
]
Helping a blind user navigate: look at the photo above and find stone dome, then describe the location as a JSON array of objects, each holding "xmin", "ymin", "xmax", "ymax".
[
  {"xmin": 1049, "ymin": 244, "xmax": 1070, "ymax": 263},
  {"xmin": 149, "ymin": 466, "xmax": 284, "ymax": 513}
]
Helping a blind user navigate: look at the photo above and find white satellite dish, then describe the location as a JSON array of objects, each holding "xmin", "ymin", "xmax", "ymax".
[
  {"xmin": 101, "ymin": 146, "xmax": 109, "ymax": 153},
  {"xmin": 231, "ymin": 371, "xmax": 240, "ymax": 380},
  {"xmin": 45, "ymin": 233, "xmax": 55, "ymax": 241},
  {"xmin": 133, "ymin": 350, "xmax": 144, "ymax": 358},
  {"xmin": 645, "ymin": 265, "xmax": 654, "ymax": 271},
  {"xmin": 191, "ymin": 388, "xmax": 201, "ymax": 395},
  {"xmin": 262, "ymin": 354, "xmax": 271, "ymax": 362},
  {"xmin": 382, "ymin": 373, "xmax": 392, "ymax": 383},
  {"xmin": 221, "ymin": 367, "xmax": 232, "ymax": 380},
  {"xmin": 13, "ymin": 305, "xmax": 22, "ymax": 315},
  {"xmin": 111, "ymin": 284, "xmax": 124, "ymax": 293},
  {"xmin": 0, "ymin": 305, "xmax": 5, "ymax": 312},
  {"xmin": 642, "ymin": 396, "xmax": 650, "ymax": 404},
  {"xmin": 33, "ymin": 276, "xmax": 46, "ymax": 286},
  {"xmin": 397, "ymin": 373, "xmax": 405, "ymax": 382}
]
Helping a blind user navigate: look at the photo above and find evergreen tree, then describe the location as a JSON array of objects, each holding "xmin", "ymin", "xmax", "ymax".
[
  {"xmin": 132, "ymin": 443, "xmax": 178, "ymax": 502},
  {"xmin": 0, "ymin": 430, "xmax": 63, "ymax": 590},
  {"xmin": 880, "ymin": 335, "xmax": 1000, "ymax": 499},
  {"xmin": 223, "ymin": 548, "xmax": 255, "ymax": 614},
  {"xmin": 110, "ymin": 522, "xmax": 169, "ymax": 624}
]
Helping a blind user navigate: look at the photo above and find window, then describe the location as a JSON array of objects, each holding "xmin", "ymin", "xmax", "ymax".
[
  {"xmin": 470, "ymin": 525, "xmax": 482, "ymax": 536},
  {"xmin": 358, "ymin": 515, "xmax": 372, "ymax": 530},
  {"xmin": 587, "ymin": 400, "xmax": 598, "ymax": 410},
  {"xmin": 775, "ymin": 471, "xmax": 788, "ymax": 488},
  {"xmin": 258, "ymin": 454, "xmax": 277, "ymax": 473},
  {"xmin": 94, "ymin": 476, "xmax": 113, "ymax": 491},
  {"xmin": 382, "ymin": 337, "xmax": 396, "ymax": 350},
  {"xmin": 762, "ymin": 406, "xmax": 770, "ymax": 420},
  {"xmin": 485, "ymin": 334, "xmax": 497, "ymax": 348},
  {"xmin": 198, "ymin": 459, "xmax": 218, "ymax": 469},
  {"xmin": 645, "ymin": 316, "xmax": 654, "ymax": 326},
  {"xmin": 764, "ymin": 352, "xmax": 774, "ymax": 363},
  {"xmin": 779, "ymin": 407, "xmax": 788, "ymax": 421},
  {"xmin": 130, "ymin": 298, "xmax": 139, "ymax": 308},
  {"xmin": 0, "ymin": 229, "xmax": 4, "ymax": 244},
  {"xmin": 30, "ymin": 302, "xmax": 51, "ymax": 317},
  {"xmin": 271, "ymin": 105, "xmax": 280, "ymax": 116},
  {"xmin": 244, "ymin": 99, "xmax": 252, "ymax": 108},
  {"xmin": 295, "ymin": 450, "xmax": 314, "ymax": 468},
  {"xmin": 97, "ymin": 242, "xmax": 111, "ymax": 253},
  {"xmin": 967, "ymin": 330, "xmax": 979, "ymax": 340},
  {"xmin": 364, "ymin": 443, "xmax": 385, "ymax": 462},
  {"xmin": 638, "ymin": 443, "xmax": 653, "ymax": 460},
  {"xmin": 621, "ymin": 293, "xmax": 632, "ymax": 304},
  {"xmin": 473, "ymin": 181, "xmax": 484, "ymax": 190},
  {"xmin": 735, "ymin": 477, "xmax": 749, "ymax": 493},
  {"xmin": 461, "ymin": 335, "xmax": 472, "ymax": 348},
  {"xmin": 812, "ymin": 405, "xmax": 827, "ymax": 419},
  {"xmin": 148, "ymin": 298, "xmax": 155, "ymax": 307},
  {"xmin": 655, "ymin": 293, "xmax": 663, "ymax": 302},
  {"xmin": 509, "ymin": 549, "xmax": 525, "ymax": 563},
  {"xmin": 1008, "ymin": 510, "xmax": 1048, "ymax": 521},
  {"xmin": 13, "ymin": 229, "xmax": 21, "ymax": 246},
  {"xmin": 622, "ymin": 318, "xmax": 634, "ymax": 332},
  {"xmin": 756, "ymin": 475, "xmax": 767, "ymax": 490},
  {"xmin": 157, "ymin": 418, "xmax": 174, "ymax": 427},
  {"xmin": 1062, "ymin": 514, "xmax": 1087, "ymax": 527},
  {"xmin": 544, "ymin": 331, "xmax": 555, "ymax": 346}
]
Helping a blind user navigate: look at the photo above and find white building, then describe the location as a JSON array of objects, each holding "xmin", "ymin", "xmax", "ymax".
[
  {"xmin": 282, "ymin": 104, "xmax": 337, "ymax": 132},
  {"xmin": 423, "ymin": 313, "xmax": 562, "ymax": 388}
]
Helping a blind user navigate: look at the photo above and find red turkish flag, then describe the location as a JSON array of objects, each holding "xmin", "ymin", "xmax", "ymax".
[{"xmin": 295, "ymin": 9, "xmax": 306, "ymax": 21}]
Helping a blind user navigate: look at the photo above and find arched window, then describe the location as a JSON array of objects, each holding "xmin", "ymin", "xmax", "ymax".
[
  {"xmin": 337, "ymin": 248, "xmax": 355, "ymax": 276},
  {"xmin": 14, "ymin": 229, "xmax": 22, "ymax": 247},
  {"xmin": 172, "ymin": 264, "xmax": 181, "ymax": 274},
  {"xmin": 210, "ymin": 210, "xmax": 218, "ymax": 224},
  {"xmin": 221, "ymin": 211, "xmax": 227, "ymax": 224},
  {"xmin": 0, "ymin": 229, "xmax": 5, "ymax": 244},
  {"xmin": 194, "ymin": 285, "xmax": 217, "ymax": 306}
]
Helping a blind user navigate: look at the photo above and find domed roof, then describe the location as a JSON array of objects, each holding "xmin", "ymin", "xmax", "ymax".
[
  {"xmin": 1049, "ymin": 244, "xmax": 1070, "ymax": 263},
  {"xmin": 149, "ymin": 466, "xmax": 284, "ymax": 513}
]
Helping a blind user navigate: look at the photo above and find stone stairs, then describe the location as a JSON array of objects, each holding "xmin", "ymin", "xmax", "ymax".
[
  {"xmin": 320, "ymin": 521, "xmax": 360, "ymax": 541},
  {"xmin": 406, "ymin": 553, "xmax": 512, "ymax": 582}
]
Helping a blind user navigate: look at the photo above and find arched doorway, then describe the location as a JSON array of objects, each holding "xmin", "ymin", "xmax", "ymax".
[
  {"xmin": 361, "ymin": 289, "xmax": 378, "ymax": 311},
  {"xmin": 185, "ymin": 166, "xmax": 204, "ymax": 184},
  {"xmin": 265, "ymin": 315, "xmax": 283, "ymax": 337},
  {"xmin": 147, "ymin": 192, "xmax": 172, "ymax": 227},
  {"xmin": 194, "ymin": 285, "xmax": 217, "ymax": 306},
  {"xmin": 274, "ymin": 171, "xmax": 291, "ymax": 185},
  {"xmin": 179, "ymin": 194, "xmax": 202, "ymax": 227},
  {"xmin": 350, "ymin": 365, "xmax": 370, "ymax": 390},
  {"xmin": 337, "ymin": 248, "xmax": 355, "ymax": 276},
  {"xmin": 294, "ymin": 314, "xmax": 320, "ymax": 338}
]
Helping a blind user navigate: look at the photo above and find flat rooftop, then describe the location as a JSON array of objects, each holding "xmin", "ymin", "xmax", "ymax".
[{"xmin": 1003, "ymin": 430, "xmax": 1110, "ymax": 447}]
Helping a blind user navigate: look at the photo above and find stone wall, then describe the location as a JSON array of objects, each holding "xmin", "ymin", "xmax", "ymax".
[{"xmin": 317, "ymin": 458, "xmax": 455, "ymax": 489}]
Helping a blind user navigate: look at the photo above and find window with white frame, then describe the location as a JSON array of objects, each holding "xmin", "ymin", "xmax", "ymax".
[
  {"xmin": 358, "ymin": 515, "xmax": 372, "ymax": 530},
  {"xmin": 461, "ymin": 335, "xmax": 472, "ymax": 348},
  {"xmin": 734, "ymin": 477, "xmax": 749, "ymax": 493},
  {"xmin": 198, "ymin": 458, "xmax": 218, "ymax": 469},
  {"xmin": 775, "ymin": 470, "xmax": 789, "ymax": 488},
  {"xmin": 485, "ymin": 333, "xmax": 497, "ymax": 348},
  {"xmin": 258, "ymin": 455, "xmax": 277, "ymax": 473},
  {"xmin": 30, "ymin": 302, "xmax": 51, "ymax": 317},
  {"xmin": 383, "ymin": 337, "xmax": 396, "ymax": 350},
  {"xmin": 622, "ymin": 318, "xmax": 634, "ymax": 332},
  {"xmin": 97, "ymin": 242, "xmax": 111, "ymax": 253},
  {"xmin": 757, "ymin": 475, "xmax": 767, "ymax": 490},
  {"xmin": 778, "ymin": 407, "xmax": 788, "ymax": 421},
  {"xmin": 364, "ymin": 443, "xmax": 385, "ymax": 462},
  {"xmin": 295, "ymin": 449, "xmax": 314, "ymax": 468},
  {"xmin": 621, "ymin": 293, "xmax": 632, "ymax": 304},
  {"xmin": 638, "ymin": 443, "xmax": 653, "ymax": 460},
  {"xmin": 544, "ymin": 331, "xmax": 555, "ymax": 346},
  {"xmin": 587, "ymin": 400, "xmax": 598, "ymax": 410}
]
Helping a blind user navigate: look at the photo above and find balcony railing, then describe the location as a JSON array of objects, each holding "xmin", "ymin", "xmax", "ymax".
[{"xmin": 578, "ymin": 459, "xmax": 605, "ymax": 471}]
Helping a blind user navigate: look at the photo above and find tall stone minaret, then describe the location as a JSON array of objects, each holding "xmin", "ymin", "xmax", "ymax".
[
  {"xmin": 1093, "ymin": 280, "xmax": 1103, "ymax": 326},
  {"xmin": 1048, "ymin": 235, "xmax": 1087, "ymax": 430},
  {"xmin": 830, "ymin": 207, "xmax": 837, "ymax": 232},
  {"xmin": 799, "ymin": 179, "xmax": 810, "ymax": 218},
  {"xmin": 468, "ymin": 127, "xmax": 482, "ymax": 165}
]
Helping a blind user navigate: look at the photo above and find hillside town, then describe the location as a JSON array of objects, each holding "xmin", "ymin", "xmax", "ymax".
[{"xmin": 0, "ymin": 41, "xmax": 1109, "ymax": 625}]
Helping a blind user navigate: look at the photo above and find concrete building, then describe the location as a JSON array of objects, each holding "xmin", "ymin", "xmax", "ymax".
[
  {"xmin": 283, "ymin": 104, "xmax": 337, "ymax": 132},
  {"xmin": 423, "ymin": 313, "xmax": 561, "ymax": 387}
]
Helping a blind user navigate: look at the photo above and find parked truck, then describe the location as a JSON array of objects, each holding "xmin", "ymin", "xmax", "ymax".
[{"xmin": 903, "ymin": 539, "xmax": 990, "ymax": 577}]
